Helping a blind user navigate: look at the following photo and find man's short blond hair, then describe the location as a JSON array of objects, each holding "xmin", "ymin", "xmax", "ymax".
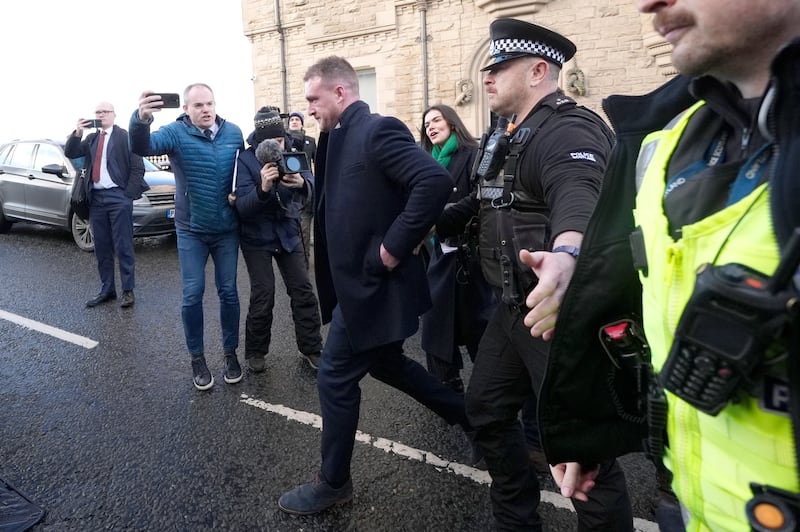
[{"xmin": 304, "ymin": 56, "xmax": 359, "ymax": 96}]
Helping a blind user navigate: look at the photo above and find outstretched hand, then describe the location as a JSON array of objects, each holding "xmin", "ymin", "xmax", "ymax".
[{"xmin": 518, "ymin": 248, "xmax": 577, "ymax": 340}]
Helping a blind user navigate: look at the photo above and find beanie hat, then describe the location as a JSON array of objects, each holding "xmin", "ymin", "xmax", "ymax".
[
  {"xmin": 289, "ymin": 111, "xmax": 304, "ymax": 126},
  {"xmin": 254, "ymin": 107, "xmax": 285, "ymax": 144}
]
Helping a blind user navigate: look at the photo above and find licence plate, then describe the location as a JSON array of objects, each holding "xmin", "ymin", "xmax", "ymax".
[{"xmin": 167, "ymin": 209, "xmax": 175, "ymax": 219}]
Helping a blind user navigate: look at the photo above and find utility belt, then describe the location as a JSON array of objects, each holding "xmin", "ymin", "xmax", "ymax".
[{"xmin": 486, "ymin": 206, "xmax": 549, "ymax": 307}]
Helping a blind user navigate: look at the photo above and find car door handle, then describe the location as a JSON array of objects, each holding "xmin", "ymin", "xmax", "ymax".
[{"xmin": 28, "ymin": 174, "xmax": 36, "ymax": 179}]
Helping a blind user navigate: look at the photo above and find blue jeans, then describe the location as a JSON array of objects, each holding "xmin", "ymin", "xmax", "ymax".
[{"xmin": 176, "ymin": 228, "xmax": 240, "ymax": 357}]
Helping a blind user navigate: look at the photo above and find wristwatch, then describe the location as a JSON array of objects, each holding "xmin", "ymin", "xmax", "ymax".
[{"xmin": 552, "ymin": 245, "xmax": 580, "ymax": 258}]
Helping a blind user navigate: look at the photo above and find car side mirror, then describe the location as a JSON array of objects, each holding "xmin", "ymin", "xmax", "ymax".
[{"xmin": 42, "ymin": 163, "xmax": 67, "ymax": 178}]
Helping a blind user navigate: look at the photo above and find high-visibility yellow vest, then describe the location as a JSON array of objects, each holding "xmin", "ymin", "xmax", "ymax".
[{"xmin": 634, "ymin": 101, "xmax": 797, "ymax": 531}]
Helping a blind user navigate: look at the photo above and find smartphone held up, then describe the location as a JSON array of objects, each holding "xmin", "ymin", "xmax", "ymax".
[{"xmin": 150, "ymin": 92, "xmax": 181, "ymax": 108}]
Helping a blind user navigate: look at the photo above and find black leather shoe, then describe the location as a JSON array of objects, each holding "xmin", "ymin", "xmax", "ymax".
[
  {"xmin": 120, "ymin": 291, "xmax": 135, "ymax": 308},
  {"xmin": 86, "ymin": 291, "xmax": 117, "ymax": 308},
  {"xmin": 278, "ymin": 473, "xmax": 353, "ymax": 515}
]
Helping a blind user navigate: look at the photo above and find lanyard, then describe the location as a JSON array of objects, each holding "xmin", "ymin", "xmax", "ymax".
[
  {"xmin": 664, "ymin": 130, "xmax": 728, "ymax": 199},
  {"xmin": 663, "ymin": 129, "xmax": 773, "ymax": 205},
  {"xmin": 726, "ymin": 142, "xmax": 773, "ymax": 206}
]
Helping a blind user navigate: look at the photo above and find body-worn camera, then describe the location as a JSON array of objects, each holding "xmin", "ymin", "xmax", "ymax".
[
  {"xmin": 475, "ymin": 115, "xmax": 516, "ymax": 184},
  {"xmin": 660, "ymin": 233, "xmax": 800, "ymax": 415}
]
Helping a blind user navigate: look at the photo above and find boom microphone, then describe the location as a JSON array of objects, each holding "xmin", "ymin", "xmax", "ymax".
[{"xmin": 255, "ymin": 138, "xmax": 282, "ymax": 165}]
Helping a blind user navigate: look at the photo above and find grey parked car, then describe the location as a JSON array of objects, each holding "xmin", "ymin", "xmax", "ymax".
[{"xmin": 0, "ymin": 139, "xmax": 176, "ymax": 251}]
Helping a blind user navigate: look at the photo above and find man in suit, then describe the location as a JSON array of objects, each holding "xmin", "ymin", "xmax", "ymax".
[
  {"xmin": 277, "ymin": 56, "xmax": 470, "ymax": 515},
  {"xmin": 65, "ymin": 102, "xmax": 148, "ymax": 308}
]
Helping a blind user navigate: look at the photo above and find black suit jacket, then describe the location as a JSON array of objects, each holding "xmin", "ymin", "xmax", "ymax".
[
  {"xmin": 65, "ymin": 124, "xmax": 147, "ymax": 200},
  {"xmin": 313, "ymin": 101, "xmax": 453, "ymax": 352}
]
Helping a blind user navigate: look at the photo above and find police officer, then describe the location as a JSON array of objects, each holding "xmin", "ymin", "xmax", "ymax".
[
  {"xmin": 544, "ymin": 0, "xmax": 800, "ymax": 530},
  {"xmin": 436, "ymin": 19, "xmax": 632, "ymax": 530}
]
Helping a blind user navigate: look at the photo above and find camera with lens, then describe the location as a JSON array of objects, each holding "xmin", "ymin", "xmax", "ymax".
[
  {"xmin": 660, "ymin": 234, "xmax": 800, "ymax": 416},
  {"xmin": 277, "ymin": 151, "xmax": 310, "ymax": 177}
]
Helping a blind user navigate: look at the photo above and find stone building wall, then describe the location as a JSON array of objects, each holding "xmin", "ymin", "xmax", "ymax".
[{"xmin": 240, "ymin": 0, "xmax": 674, "ymax": 140}]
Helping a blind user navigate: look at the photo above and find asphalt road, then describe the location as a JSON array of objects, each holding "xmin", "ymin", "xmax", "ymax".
[{"xmin": 0, "ymin": 222, "xmax": 661, "ymax": 531}]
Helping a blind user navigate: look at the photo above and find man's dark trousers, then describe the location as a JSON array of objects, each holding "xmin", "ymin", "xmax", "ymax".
[
  {"xmin": 90, "ymin": 187, "xmax": 135, "ymax": 295},
  {"xmin": 241, "ymin": 243, "xmax": 322, "ymax": 358},
  {"xmin": 467, "ymin": 303, "xmax": 633, "ymax": 531},
  {"xmin": 318, "ymin": 305, "xmax": 470, "ymax": 487}
]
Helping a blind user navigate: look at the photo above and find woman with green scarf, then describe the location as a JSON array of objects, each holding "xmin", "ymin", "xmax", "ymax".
[{"xmin": 419, "ymin": 105, "xmax": 494, "ymax": 394}]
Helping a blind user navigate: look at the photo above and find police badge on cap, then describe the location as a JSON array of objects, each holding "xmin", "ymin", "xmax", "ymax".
[{"xmin": 481, "ymin": 18, "xmax": 577, "ymax": 71}]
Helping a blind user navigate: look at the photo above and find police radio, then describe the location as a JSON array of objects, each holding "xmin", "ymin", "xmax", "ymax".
[
  {"xmin": 475, "ymin": 115, "xmax": 516, "ymax": 182},
  {"xmin": 660, "ymin": 230, "xmax": 800, "ymax": 416}
]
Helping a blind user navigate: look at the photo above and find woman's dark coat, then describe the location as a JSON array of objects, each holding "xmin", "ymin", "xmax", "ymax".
[{"xmin": 421, "ymin": 144, "xmax": 494, "ymax": 362}]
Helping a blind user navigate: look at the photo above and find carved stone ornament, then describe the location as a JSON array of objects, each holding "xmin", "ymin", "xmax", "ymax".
[
  {"xmin": 454, "ymin": 79, "xmax": 474, "ymax": 106},
  {"xmin": 565, "ymin": 66, "xmax": 586, "ymax": 96}
]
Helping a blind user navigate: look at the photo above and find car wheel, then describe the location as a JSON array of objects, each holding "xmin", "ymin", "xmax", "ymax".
[
  {"xmin": 0, "ymin": 207, "xmax": 12, "ymax": 233},
  {"xmin": 70, "ymin": 212, "xmax": 94, "ymax": 252}
]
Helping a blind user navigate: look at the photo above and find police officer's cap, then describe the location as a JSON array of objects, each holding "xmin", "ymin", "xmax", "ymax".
[{"xmin": 481, "ymin": 18, "xmax": 576, "ymax": 71}]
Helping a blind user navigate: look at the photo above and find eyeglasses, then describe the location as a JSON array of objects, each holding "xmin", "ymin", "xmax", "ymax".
[{"xmin": 95, "ymin": 110, "xmax": 114, "ymax": 115}]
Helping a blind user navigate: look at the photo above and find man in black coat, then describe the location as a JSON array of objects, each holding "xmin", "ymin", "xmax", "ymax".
[
  {"xmin": 278, "ymin": 56, "xmax": 470, "ymax": 515},
  {"xmin": 65, "ymin": 102, "xmax": 147, "ymax": 308}
]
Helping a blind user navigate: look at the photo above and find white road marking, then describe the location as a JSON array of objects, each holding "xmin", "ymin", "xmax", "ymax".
[
  {"xmin": 0, "ymin": 309, "xmax": 98, "ymax": 349},
  {"xmin": 240, "ymin": 394, "xmax": 659, "ymax": 531}
]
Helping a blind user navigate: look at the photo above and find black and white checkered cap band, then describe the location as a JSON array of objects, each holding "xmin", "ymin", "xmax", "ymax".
[{"xmin": 490, "ymin": 38, "xmax": 566, "ymax": 65}]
